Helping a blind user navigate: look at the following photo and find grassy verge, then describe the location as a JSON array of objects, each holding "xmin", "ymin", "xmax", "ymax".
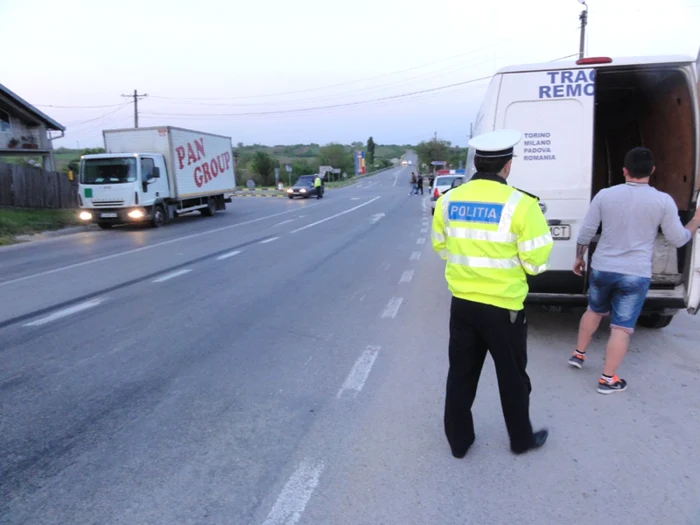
[{"xmin": 0, "ymin": 208, "xmax": 81, "ymax": 246}]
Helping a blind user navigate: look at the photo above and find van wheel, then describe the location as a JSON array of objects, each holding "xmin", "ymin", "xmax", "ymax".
[
  {"xmin": 201, "ymin": 198, "xmax": 216, "ymax": 217},
  {"xmin": 637, "ymin": 313, "xmax": 674, "ymax": 329},
  {"xmin": 151, "ymin": 205, "xmax": 166, "ymax": 228}
]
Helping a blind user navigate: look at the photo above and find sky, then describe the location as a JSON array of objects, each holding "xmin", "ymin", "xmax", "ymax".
[{"xmin": 2, "ymin": 0, "xmax": 699, "ymax": 148}]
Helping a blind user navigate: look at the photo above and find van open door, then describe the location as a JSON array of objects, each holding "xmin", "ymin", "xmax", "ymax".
[{"xmin": 686, "ymin": 199, "xmax": 700, "ymax": 313}]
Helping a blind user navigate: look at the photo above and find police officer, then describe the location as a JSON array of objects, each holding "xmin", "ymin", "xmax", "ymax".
[
  {"xmin": 431, "ymin": 129, "xmax": 553, "ymax": 457},
  {"xmin": 314, "ymin": 175, "xmax": 323, "ymax": 199}
]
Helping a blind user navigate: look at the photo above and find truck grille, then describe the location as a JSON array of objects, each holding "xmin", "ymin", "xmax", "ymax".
[{"xmin": 92, "ymin": 200, "xmax": 124, "ymax": 207}]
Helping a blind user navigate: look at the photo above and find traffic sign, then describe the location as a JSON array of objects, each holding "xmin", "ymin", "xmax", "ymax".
[
  {"xmin": 431, "ymin": 161, "xmax": 447, "ymax": 166},
  {"xmin": 285, "ymin": 164, "xmax": 292, "ymax": 173}
]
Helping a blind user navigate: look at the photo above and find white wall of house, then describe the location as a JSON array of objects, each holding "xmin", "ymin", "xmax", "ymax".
[{"xmin": 0, "ymin": 109, "xmax": 49, "ymax": 150}]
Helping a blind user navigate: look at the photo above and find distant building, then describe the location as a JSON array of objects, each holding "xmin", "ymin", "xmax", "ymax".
[{"xmin": 0, "ymin": 83, "xmax": 65, "ymax": 170}]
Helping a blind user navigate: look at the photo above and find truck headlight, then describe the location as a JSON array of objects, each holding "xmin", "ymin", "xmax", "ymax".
[
  {"xmin": 79, "ymin": 211, "xmax": 92, "ymax": 221},
  {"xmin": 128, "ymin": 209, "xmax": 145, "ymax": 219}
]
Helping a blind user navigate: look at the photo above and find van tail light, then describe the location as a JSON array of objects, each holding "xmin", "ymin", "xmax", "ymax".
[
  {"xmin": 433, "ymin": 187, "xmax": 440, "ymax": 198},
  {"xmin": 576, "ymin": 57, "xmax": 612, "ymax": 65}
]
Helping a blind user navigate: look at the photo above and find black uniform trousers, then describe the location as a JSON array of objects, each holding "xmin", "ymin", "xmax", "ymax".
[{"xmin": 444, "ymin": 296, "xmax": 535, "ymax": 455}]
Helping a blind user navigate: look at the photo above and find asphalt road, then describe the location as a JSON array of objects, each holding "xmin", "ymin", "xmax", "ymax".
[{"xmin": 2, "ymin": 156, "xmax": 700, "ymax": 524}]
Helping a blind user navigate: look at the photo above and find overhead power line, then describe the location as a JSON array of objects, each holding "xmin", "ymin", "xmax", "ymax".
[
  {"xmin": 142, "ymin": 75, "xmax": 493, "ymax": 119},
  {"xmin": 35, "ymin": 103, "xmax": 126, "ymax": 109},
  {"xmin": 149, "ymin": 25, "xmax": 579, "ymax": 103}
]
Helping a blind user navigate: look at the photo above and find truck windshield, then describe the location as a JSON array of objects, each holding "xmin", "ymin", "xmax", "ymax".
[{"xmin": 81, "ymin": 158, "xmax": 137, "ymax": 184}]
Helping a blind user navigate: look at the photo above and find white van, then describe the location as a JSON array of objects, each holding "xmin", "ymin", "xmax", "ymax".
[{"xmin": 467, "ymin": 54, "xmax": 700, "ymax": 328}]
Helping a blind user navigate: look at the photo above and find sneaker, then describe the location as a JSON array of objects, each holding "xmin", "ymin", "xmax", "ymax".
[
  {"xmin": 568, "ymin": 351, "xmax": 586, "ymax": 369},
  {"xmin": 597, "ymin": 375, "xmax": 628, "ymax": 394}
]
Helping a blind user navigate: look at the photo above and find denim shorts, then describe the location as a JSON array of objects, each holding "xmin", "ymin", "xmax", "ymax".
[{"xmin": 587, "ymin": 269, "xmax": 651, "ymax": 333}]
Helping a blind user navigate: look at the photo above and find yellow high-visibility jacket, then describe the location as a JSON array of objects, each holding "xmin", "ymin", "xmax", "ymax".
[
  {"xmin": 432, "ymin": 174, "xmax": 553, "ymax": 311},
  {"xmin": 314, "ymin": 177, "xmax": 322, "ymax": 187}
]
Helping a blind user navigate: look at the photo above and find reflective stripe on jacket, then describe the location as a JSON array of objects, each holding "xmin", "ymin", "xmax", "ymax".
[{"xmin": 431, "ymin": 174, "xmax": 553, "ymax": 311}]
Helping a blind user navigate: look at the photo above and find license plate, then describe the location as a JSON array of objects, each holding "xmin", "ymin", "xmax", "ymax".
[
  {"xmin": 550, "ymin": 224, "xmax": 571, "ymax": 240},
  {"xmin": 100, "ymin": 213, "xmax": 117, "ymax": 218}
]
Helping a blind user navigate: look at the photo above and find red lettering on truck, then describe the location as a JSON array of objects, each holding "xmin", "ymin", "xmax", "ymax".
[
  {"xmin": 191, "ymin": 149, "xmax": 231, "ymax": 188},
  {"xmin": 194, "ymin": 138, "xmax": 205, "ymax": 159},
  {"xmin": 201, "ymin": 162, "xmax": 212, "ymax": 183},
  {"xmin": 176, "ymin": 146, "xmax": 186, "ymax": 169},
  {"xmin": 177, "ymin": 137, "xmax": 207, "ymax": 169}
]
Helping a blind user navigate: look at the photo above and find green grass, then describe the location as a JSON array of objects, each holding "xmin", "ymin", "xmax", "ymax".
[{"xmin": 0, "ymin": 208, "xmax": 81, "ymax": 246}]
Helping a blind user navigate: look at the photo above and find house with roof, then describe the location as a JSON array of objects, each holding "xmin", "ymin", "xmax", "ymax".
[{"xmin": 0, "ymin": 83, "xmax": 65, "ymax": 171}]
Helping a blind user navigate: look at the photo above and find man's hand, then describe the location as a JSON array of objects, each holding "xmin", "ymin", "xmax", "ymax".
[{"xmin": 573, "ymin": 257, "xmax": 586, "ymax": 276}]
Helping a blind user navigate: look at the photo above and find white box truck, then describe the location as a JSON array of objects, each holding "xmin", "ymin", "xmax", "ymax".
[
  {"xmin": 78, "ymin": 126, "xmax": 235, "ymax": 229},
  {"xmin": 466, "ymin": 53, "xmax": 700, "ymax": 327}
]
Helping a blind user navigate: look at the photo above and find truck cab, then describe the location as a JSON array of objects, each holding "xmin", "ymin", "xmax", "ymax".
[{"xmin": 79, "ymin": 153, "xmax": 170, "ymax": 229}]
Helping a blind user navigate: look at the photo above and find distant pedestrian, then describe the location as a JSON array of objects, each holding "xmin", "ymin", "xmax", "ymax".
[
  {"xmin": 569, "ymin": 147, "xmax": 700, "ymax": 393},
  {"xmin": 417, "ymin": 174, "xmax": 424, "ymax": 195},
  {"xmin": 410, "ymin": 172, "xmax": 418, "ymax": 195}
]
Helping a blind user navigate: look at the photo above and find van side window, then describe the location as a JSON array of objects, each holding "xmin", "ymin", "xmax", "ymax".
[{"xmin": 141, "ymin": 158, "xmax": 155, "ymax": 180}]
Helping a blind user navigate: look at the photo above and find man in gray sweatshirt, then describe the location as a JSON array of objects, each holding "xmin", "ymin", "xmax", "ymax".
[{"xmin": 569, "ymin": 147, "xmax": 700, "ymax": 394}]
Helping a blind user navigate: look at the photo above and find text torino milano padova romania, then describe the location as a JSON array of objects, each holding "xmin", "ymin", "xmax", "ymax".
[{"xmin": 175, "ymin": 138, "xmax": 232, "ymax": 188}]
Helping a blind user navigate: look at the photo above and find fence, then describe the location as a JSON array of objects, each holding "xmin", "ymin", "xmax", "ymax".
[{"xmin": 0, "ymin": 162, "xmax": 79, "ymax": 209}]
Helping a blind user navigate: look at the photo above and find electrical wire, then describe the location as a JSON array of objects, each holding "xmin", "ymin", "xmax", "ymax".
[
  {"xmin": 140, "ymin": 75, "xmax": 493, "ymax": 119},
  {"xmin": 148, "ymin": 26, "xmax": 581, "ymax": 102},
  {"xmin": 63, "ymin": 103, "xmax": 133, "ymax": 127},
  {"xmin": 35, "ymin": 103, "xmax": 126, "ymax": 109}
]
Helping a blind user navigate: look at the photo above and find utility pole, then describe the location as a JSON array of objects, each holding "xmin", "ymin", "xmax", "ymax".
[
  {"xmin": 578, "ymin": 0, "xmax": 588, "ymax": 60},
  {"xmin": 121, "ymin": 89, "xmax": 148, "ymax": 128}
]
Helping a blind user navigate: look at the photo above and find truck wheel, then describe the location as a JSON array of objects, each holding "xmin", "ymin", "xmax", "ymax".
[
  {"xmin": 637, "ymin": 313, "xmax": 674, "ymax": 329},
  {"xmin": 151, "ymin": 205, "xmax": 166, "ymax": 228},
  {"xmin": 98, "ymin": 222, "xmax": 113, "ymax": 230},
  {"xmin": 201, "ymin": 198, "xmax": 216, "ymax": 217}
]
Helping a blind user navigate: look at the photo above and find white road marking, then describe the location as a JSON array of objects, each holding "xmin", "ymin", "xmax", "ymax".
[
  {"xmin": 152, "ymin": 269, "xmax": 192, "ymax": 283},
  {"xmin": 381, "ymin": 297, "xmax": 403, "ymax": 319},
  {"xmin": 370, "ymin": 213, "xmax": 386, "ymax": 224},
  {"xmin": 272, "ymin": 219, "xmax": 296, "ymax": 227},
  {"xmin": 399, "ymin": 270, "xmax": 414, "ymax": 284},
  {"xmin": 0, "ymin": 205, "xmax": 317, "ymax": 288},
  {"xmin": 410, "ymin": 251, "xmax": 422, "ymax": 261},
  {"xmin": 291, "ymin": 197, "xmax": 380, "ymax": 233},
  {"xmin": 421, "ymin": 227, "xmax": 428, "ymax": 233},
  {"xmin": 350, "ymin": 198, "xmax": 362, "ymax": 201},
  {"xmin": 24, "ymin": 298, "xmax": 104, "ymax": 327},
  {"xmin": 393, "ymin": 174, "xmax": 399, "ymax": 187},
  {"xmin": 416, "ymin": 237, "xmax": 426, "ymax": 244},
  {"xmin": 262, "ymin": 460, "xmax": 325, "ymax": 525},
  {"xmin": 260, "ymin": 237, "xmax": 280, "ymax": 244},
  {"xmin": 217, "ymin": 250, "xmax": 242, "ymax": 260},
  {"xmin": 337, "ymin": 346, "xmax": 380, "ymax": 398}
]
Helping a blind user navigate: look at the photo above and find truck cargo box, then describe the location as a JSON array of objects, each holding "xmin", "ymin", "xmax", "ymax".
[{"xmin": 103, "ymin": 126, "xmax": 235, "ymax": 200}]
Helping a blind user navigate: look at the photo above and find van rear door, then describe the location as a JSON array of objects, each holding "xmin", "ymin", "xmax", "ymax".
[
  {"xmin": 493, "ymin": 67, "xmax": 596, "ymax": 273},
  {"xmin": 684, "ymin": 52, "xmax": 700, "ymax": 314}
]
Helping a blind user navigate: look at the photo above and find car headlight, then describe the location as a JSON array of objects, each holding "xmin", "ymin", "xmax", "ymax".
[
  {"xmin": 79, "ymin": 211, "xmax": 92, "ymax": 221},
  {"xmin": 287, "ymin": 188, "xmax": 293, "ymax": 193},
  {"xmin": 128, "ymin": 209, "xmax": 145, "ymax": 219},
  {"xmin": 300, "ymin": 188, "xmax": 307, "ymax": 193}
]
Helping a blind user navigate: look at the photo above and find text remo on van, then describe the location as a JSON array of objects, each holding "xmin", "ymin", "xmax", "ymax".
[{"xmin": 539, "ymin": 70, "xmax": 595, "ymax": 99}]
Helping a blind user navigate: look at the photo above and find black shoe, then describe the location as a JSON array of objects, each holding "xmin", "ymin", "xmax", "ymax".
[
  {"xmin": 511, "ymin": 429, "xmax": 548, "ymax": 455},
  {"xmin": 451, "ymin": 441, "xmax": 474, "ymax": 459}
]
